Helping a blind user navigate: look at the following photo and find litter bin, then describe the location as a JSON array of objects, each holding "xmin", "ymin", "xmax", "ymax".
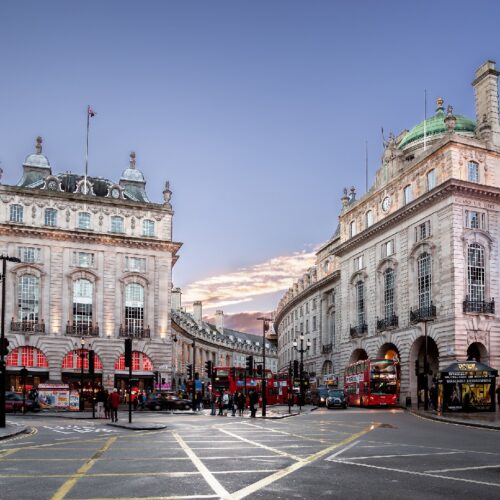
[{"xmin": 405, "ymin": 396, "xmax": 412, "ymax": 407}]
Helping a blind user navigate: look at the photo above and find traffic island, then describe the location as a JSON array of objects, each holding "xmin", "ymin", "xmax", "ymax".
[
  {"xmin": 107, "ymin": 421, "xmax": 167, "ymax": 431},
  {"xmin": 0, "ymin": 424, "xmax": 31, "ymax": 440}
]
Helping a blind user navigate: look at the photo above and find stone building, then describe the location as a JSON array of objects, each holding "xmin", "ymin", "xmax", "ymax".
[
  {"xmin": 1, "ymin": 140, "xmax": 181, "ymax": 395},
  {"xmin": 275, "ymin": 60, "xmax": 500, "ymax": 400}
]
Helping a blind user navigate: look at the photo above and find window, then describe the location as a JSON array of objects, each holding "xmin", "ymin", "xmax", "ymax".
[
  {"xmin": 354, "ymin": 255, "xmax": 364, "ymax": 271},
  {"xmin": 312, "ymin": 298, "xmax": 317, "ymax": 310},
  {"xmin": 382, "ymin": 240, "xmax": 394, "ymax": 258},
  {"xmin": 73, "ymin": 252, "xmax": 94, "ymax": 268},
  {"xmin": 73, "ymin": 279, "xmax": 93, "ymax": 327},
  {"xmin": 312, "ymin": 339, "xmax": 317, "ymax": 356},
  {"xmin": 323, "ymin": 260, "xmax": 330, "ymax": 273},
  {"xmin": 349, "ymin": 220, "xmax": 357, "ymax": 238},
  {"xmin": 294, "ymin": 310, "xmax": 298, "ymax": 320},
  {"xmin": 143, "ymin": 219, "xmax": 155, "ymax": 237},
  {"xmin": 365, "ymin": 210, "xmax": 374, "ymax": 228},
  {"xmin": 78, "ymin": 212, "xmax": 91, "ymax": 230},
  {"xmin": 416, "ymin": 220, "xmax": 431, "ymax": 241},
  {"xmin": 383, "ymin": 269, "xmax": 395, "ymax": 320},
  {"xmin": 426, "ymin": 169, "xmax": 436, "ymax": 191},
  {"xmin": 403, "ymin": 185, "xmax": 413, "ymax": 205},
  {"xmin": 111, "ymin": 216, "xmax": 124, "ymax": 233},
  {"xmin": 468, "ymin": 161, "xmax": 479, "ymax": 183},
  {"xmin": 417, "ymin": 253, "xmax": 432, "ymax": 310},
  {"xmin": 467, "ymin": 243, "xmax": 485, "ymax": 304},
  {"xmin": 305, "ymin": 319, "xmax": 309, "ymax": 333},
  {"xmin": 10, "ymin": 204, "xmax": 24, "ymax": 223},
  {"xmin": 44, "ymin": 208, "xmax": 57, "ymax": 227},
  {"xmin": 305, "ymin": 302, "xmax": 309, "ymax": 314},
  {"xmin": 125, "ymin": 283, "xmax": 144, "ymax": 333},
  {"xmin": 464, "ymin": 210, "xmax": 486, "ymax": 230},
  {"xmin": 313, "ymin": 316, "xmax": 317, "ymax": 330},
  {"xmin": 356, "ymin": 281, "xmax": 365, "ymax": 327},
  {"xmin": 300, "ymin": 306, "xmax": 303, "ymax": 317},
  {"xmin": 17, "ymin": 275, "xmax": 39, "ymax": 322},
  {"xmin": 18, "ymin": 247, "xmax": 41, "ymax": 263},
  {"xmin": 125, "ymin": 256, "xmax": 146, "ymax": 272}
]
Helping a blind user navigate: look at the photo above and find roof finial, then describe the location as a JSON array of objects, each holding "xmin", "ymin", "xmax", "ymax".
[
  {"xmin": 129, "ymin": 151, "xmax": 136, "ymax": 169},
  {"xmin": 436, "ymin": 97, "xmax": 444, "ymax": 110},
  {"xmin": 35, "ymin": 136, "xmax": 43, "ymax": 154}
]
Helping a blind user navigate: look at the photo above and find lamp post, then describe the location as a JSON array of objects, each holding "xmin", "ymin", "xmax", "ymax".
[
  {"xmin": 293, "ymin": 334, "xmax": 311, "ymax": 411},
  {"xmin": 257, "ymin": 317, "xmax": 272, "ymax": 417},
  {"xmin": 20, "ymin": 366, "xmax": 28, "ymax": 414},
  {"xmin": 0, "ymin": 255, "xmax": 21, "ymax": 429},
  {"xmin": 79, "ymin": 337, "xmax": 85, "ymax": 411}
]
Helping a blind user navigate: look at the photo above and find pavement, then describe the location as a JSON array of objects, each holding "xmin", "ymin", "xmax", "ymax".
[{"xmin": 0, "ymin": 423, "xmax": 30, "ymax": 440}]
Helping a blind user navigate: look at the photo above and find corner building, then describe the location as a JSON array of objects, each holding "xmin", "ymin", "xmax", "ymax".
[
  {"xmin": 275, "ymin": 60, "xmax": 500, "ymax": 401},
  {"xmin": 1, "ymin": 140, "xmax": 181, "ymax": 394}
]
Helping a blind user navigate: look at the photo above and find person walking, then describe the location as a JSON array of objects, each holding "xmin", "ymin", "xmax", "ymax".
[
  {"xmin": 237, "ymin": 391, "xmax": 245, "ymax": 417},
  {"xmin": 103, "ymin": 390, "xmax": 110, "ymax": 419},
  {"xmin": 496, "ymin": 385, "xmax": 500, "ymax": 408},
  {"xmin": 96, "ymin": 387, "xmax": 106, "ymax": 418},
  {"xmin": 109, "ymin": 388, "xmax": 120, "ymax": 422},
  {"xmin": 210, "ymin": 391, "xmax": 217, "ymax": 416},
  {"xmin": 249, "ymin": 389, "xmax": 258, "ymax": 418},
  {"xmin": 217, "ymin": 391, "xmax": 224, "ymax": 416},
  {"xmin": 231, "ymin": 393, "xmax": 237, "ymax": 416}
]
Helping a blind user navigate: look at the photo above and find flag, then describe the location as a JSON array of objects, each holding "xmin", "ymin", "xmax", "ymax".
[{"xmin": 87, "ymin": 105, "xmax": 96, "ymax": 117}]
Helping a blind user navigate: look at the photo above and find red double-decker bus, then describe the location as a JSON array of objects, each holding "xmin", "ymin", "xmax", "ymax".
[{"xmin": 344, "ymin": 358, "xmax": 400, "ymax": 407}]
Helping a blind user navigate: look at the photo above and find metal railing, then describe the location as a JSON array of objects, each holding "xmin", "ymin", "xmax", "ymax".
[
  {"xmin": 119, "ymin": 325, "xmax": 151, "ymax": 339},
  {"xmin": 66, "ymin": 322, "xmax": 100, "ymax": 336},
  {"xmin": 410, "ymin": 302, "xmax": 437, "ymax": 323},
  {"xmin": 10, "ymin": 319, "xmax": 46, "ymax": 333},
  {"xmin": 350, "ymin": 323, "xmax": 368, "ymax": 338},
  {"xmin": 463, "ymin": 296, "xmax": 495, "ymax": 314},
  {"xmin": 321, "ymin": 343, "xmax": 332, "ymax": 354},
  {"xmin": 376, "ymin": 314, "xmax": 399, "ymax": 332}
]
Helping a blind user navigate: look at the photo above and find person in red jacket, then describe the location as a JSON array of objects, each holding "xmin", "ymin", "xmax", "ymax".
[{"xmin": 109, "ymin": 388, "xmax": 120, "ymax": 422}]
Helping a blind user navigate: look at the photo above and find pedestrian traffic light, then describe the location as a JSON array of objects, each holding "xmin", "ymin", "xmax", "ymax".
[
  {"xmin": 88, "ymin": 350, "xmax": 95, "ymax": 375},
  {"xmin": 256, "ymin": 364, "xmax": 263, "ymax": 376},
  {"xmin": 415, "ymin": 360, "xmax": 419, "ymax": 376},
  {"xmin": 187, "ymin": 364, "xmax": 193, "ymax": 379},
  {"xmin": 246, "ymin": 355, "xmax": 253, "ymax": 376},
  {"xmin": 124, "ymin": 338, "xmax": 132, "ymax": 368},
  {"xmin": 0, "ymin": 337, "xmax": 10, "ymax": 357},
  {"xmin": 293, "ymin": 360, "xmax": 299, "ymax": 378},
  {"xmin": 230, "ymin": 366, "xmax": 236, "ymax": 378},
  {"xmin": 205, "ymin": 360, "xmax": 213, "ymax": 377}
]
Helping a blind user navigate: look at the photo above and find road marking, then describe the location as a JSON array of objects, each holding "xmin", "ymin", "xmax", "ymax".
[
  {"xmin": 229, "ymin": 425, "xmax": 375, "ymax": 500},
  {"xmin": 0, "ymin": 449, "xmax": 18, "ymax": 459},
  {"xmin": 333, "ymin": 459, "xmax": 500, "ymax": 488},
  {"xmin": 325, "ymin": 440, "xmax": 360, "ymax": 460},
  {"xmin": 70, "ymin": 496, "xmax": 219, "ymax": 500},
  {"xmin": 217, "ymin": 428, "xmax": 304, "ymax": 462},
  {"xmin": 50, "ymin": 436, "xmax": 116, "ymax": 500},
  {"xmin": 172, "ymin": 431, "xmax": 230, "ymax": 499},
  {"xmin": 339, "ymin": 451, "xmax": 466, "ymax": 460},
  {"xmin": 242, "ymin": 422, "xmax": 332, "ymax": 443},
  {"xmin": 425, "ymin": 464, "xmax": 500, "ymax": 473}
]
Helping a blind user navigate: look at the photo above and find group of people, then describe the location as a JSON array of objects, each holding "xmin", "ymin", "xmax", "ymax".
[
  {"xmin": 95, "ymin": 387, "xmax": 121, "ymax": 422},
  {"xmin": 210, "ymin": 389, "xmax": 259, "ymax": 418}
]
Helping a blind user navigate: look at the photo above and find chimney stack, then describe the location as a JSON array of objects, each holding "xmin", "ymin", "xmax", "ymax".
[
  {"xmin": 193, "ymin": 301, "xmax": 203, "ymax": 326},
  {"xmin": 215, "ymin": 310, "xmax": 224, "ymax": 333},
  {"xmin": 171, "ymin": 287, "xmax": 182, "ymax": 312}
]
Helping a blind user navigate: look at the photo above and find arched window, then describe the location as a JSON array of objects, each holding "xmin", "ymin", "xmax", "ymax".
[
  {"xmin": 468, "ymin": 161, "xmax": 479, "ymax": 183},
  {"xmin": 115, "ymin": 351, "xmax": 153, "ymax": 371},
  {"xmin": 417, "ymin": 253, "xmax": 432, "ymax": 310},
  {"xmin": 426, "ymin": 169, "xmax": 436, "ymax": 191},
  {"xmin": 349, "ymin": 221, "xmax": 357, "ymax": 238},
  {"xmin": 18, "ymin": 274, "xmax": 39, "ymax": 323},
  {"xmin": 403, "ymin": 185, "xmax": 413, "ymax": 205},
  {"xmin": 62, "ymin": 349, "xmax": 102, "ymax": 370},
  {"xmin": 467, "ymin": 243, "xmax": 485, "ymax": 305},
  {"xmin": 355, "ymin": 281, "xmax": 365, "ymax": 326},
  {"xmin": 7, "ymin": 346, "xmax": 49, "ymax": 368},
  {"xmin": 125, "ymin": 283, "xmax": 144, "ymax": 334},
  {"xmin": 365, "ymin": 210, "xmax": 374, "ymax": 228},
  {"xmin": 383, "ymin": 269, "xmax": 395, "ymax": 320},
  {"xmin": 73, "ymin": 279, "xmax": 93, "ymax": 330}
]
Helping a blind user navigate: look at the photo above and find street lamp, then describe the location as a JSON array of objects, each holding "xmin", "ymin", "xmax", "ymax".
[
  {"xmin": 0, "ymin": 254, "xmax": 21, "ymax": 429},
  {"xmin": 79, "ymin": 337, "xmax": 85, "ymax": 411},
  {"xmin": 293, "ymin": 334, "xmax": 311, "ymax": 410},
  {"xmin": 257, "ymin": 317, "xmax": 272, "ymax": 417}
]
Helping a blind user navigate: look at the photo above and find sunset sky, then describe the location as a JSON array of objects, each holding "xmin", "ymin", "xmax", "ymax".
[{"xmin": 2, "ymin": 1, "xmax": 499, "ymax": 334}]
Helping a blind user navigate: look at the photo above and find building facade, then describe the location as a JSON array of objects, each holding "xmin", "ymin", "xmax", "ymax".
[
  {"xmin": 1, "ymin": 140, "xmax": 181, "ymax": 395},
  {"xmin": 275, "ymin": 60, "xmax": 500, "ymax": 401}
]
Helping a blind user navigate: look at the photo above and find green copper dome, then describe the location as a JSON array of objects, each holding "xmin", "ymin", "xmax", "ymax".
[{"xmin": 398, "ymin": 98, "xmax": 475, "ymax": 150}]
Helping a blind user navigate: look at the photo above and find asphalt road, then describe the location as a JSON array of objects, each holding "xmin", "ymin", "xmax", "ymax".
[{"xmin": 0, "ymin": 408, "xmax": 498, "ymax": 499}]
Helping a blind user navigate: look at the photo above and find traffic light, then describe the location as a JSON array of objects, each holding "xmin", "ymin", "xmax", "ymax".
[
  {"xmin": 288, "ymin": 361, "xmax": 293, "ymax": 379},
  {"xmin": 0, "ymin": 337, "xmax": 10, "ymax": 357},
  {"xmin": 88, "ymin": 350, "xmax": 95, "ymax": 375},
  {"xmin": 246, "ymin": 355, "xmax": 254, "ymax": 376},
  {"xmin": 415, "ymin": 360, "xmax": 419, "ymax": 376},
  {"xmin": 205, "ymin": 360, "xmax": 213, "ymax": 377},
  {"xmin": 263, "ymin": 320, "xmax": 270, "ymax": 333},
  {"xmin": 194, "ymin": 372, "xmax": 199, "ymax": 380},
  {"xmin": 124, "ymin": 338, "xmax": 132, "ymax": 368},
  {"xmin": 230, "ymin": 366, "xmax": 236, "ymax": 378},
  {"xmin": 293, "ymin": 360, "xmax": 299, "ymax": 378},
  {"xmin": 256, "ymin": 364, "xmax": 263, "ymax": 376},
  {"xmin": 187, "ymin": 364, "xmax": 193, "ymax": 379}
]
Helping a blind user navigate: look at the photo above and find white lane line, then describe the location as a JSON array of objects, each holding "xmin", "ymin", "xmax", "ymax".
[
  {"xmin": 242, "ymin": 422, "xmax": 333, "ymax": 443},
  {"xmin": 212, "ymin": 470, "xmax": 278, "ymax": 475},
  {"xmin": 339, "ymin": 451, "xmax": 465, "ymax": 460},
  {"xmin": 364, "ymin": 440, "xmax": 500, "ymax": 455},
  {"xmin": 325, "ymin": 440, "xmax": 360, "ymax": 461},
  {"xmin": 332, "ymin": 460, "xmax": 500, "ymax": 488},
  {"xmin": 425, "ymin": 464, "xmax": 500, "ymax": 473},
  {"xmin": 172, "ymin": 431, "xmax": 229, "ymax": 499}
]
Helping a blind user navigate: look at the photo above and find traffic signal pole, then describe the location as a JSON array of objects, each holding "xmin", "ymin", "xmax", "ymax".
[{"xmin": 257, "ymin": 317, "xmax": 272, "ymax": 417}]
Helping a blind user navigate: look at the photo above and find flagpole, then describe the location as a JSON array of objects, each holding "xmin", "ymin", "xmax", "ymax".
[
  {"xmin": 365, "ymin": 140, "xmax": 368, "ymax": 193},
  {"xmin": 85, "ymin": 106, "xmax": 90, "ymax": 189},
  {"xmin": 423, "ymin": 89, "xmax": 427, "ymax": 151}
]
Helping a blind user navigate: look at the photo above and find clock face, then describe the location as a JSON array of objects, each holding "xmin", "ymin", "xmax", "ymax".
[
  {"xmin": 382, "ymin": 196, "xmax": 392, "ymax": 212},
  {"xmin": 111, "ymin": 188, "xmax": 120, "ymax": 199},
  {"xmin": 47, "ymin": 180, "xmax": 58, "ymax": 191}
]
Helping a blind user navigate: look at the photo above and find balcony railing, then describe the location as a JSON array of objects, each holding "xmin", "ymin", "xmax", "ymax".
[
  {"xmin": 10, "ymin": 318, "xmax": 46, "ymax": 333},
  {"xmin": 376, "ymin": 314, "xmax": 399, "ymax": 332},
  {"xmin": 66, "ymin": 322, "xmax": 100, "ymax": 337},
  {"xmin": 463, "ymin": 296, "xmax": 495, "ymax": 314},
  {"xmin": 350, "ymin": 323, "xmax": 368, "ymax": 338},
  {"xmin": 119, "ymin": 325, "xmax": 151, "ymax": 339},
  {"xmin": 410, "ymin": 302, "xmax": 437, "ymax": 323},
  {"xmin": 321, "ymin": 343, "xmax": 332, "ymax": 354}
]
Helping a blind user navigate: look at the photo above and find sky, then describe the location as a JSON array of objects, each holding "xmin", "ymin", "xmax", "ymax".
[{"xmin": 1, "ymin": 1, "xmax": 499, "ymax": 333}]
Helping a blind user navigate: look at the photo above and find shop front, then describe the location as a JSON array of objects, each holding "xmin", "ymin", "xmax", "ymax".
[
  {"xmin": 438, "ymin": 360, "xmax": 497, "ymax": 412},
  {"xmin": 6, "ymin": 346, "xmax": 49, "ymax": 392},
  {"xmin": 114, "ymin": 350, "xmax": 155, "ymax": 401}
]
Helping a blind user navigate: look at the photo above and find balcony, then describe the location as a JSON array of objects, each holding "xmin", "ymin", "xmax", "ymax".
[
  {"xmin": 350, "ymin": 323, "xmax": 367, "ymax": 338},
  {"xmin": 410, "ymin": 302, "xmax": 437, "ymax": 323},
  {"xmin": 119, "ymin": 325, "xmax": 151, "ymax": 339},
  {"xmin": 376, "ymin": 314, "xmax": 399, "ymax": 332},
  {"xmin": 463, "ymin": 296, "xmax": 495, "ymax": 314},
  {"xmin": 321, "ymin": 343, "xmax": 332, "ymax": 354},
  {"xmin": 10, "ymin": 318, "xmax": 46, "ymax": 334},
  {"xmin": 66, "ymin": 322, "xmax": 100, "ymax": 337}
]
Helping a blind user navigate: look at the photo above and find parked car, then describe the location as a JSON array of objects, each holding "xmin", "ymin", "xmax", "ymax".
[
  {"xmin": 4, "ymin": 392, "xmax": 40, "ymax": 413},
  {"xmin": 309, "ymin": 387, "xmax": 330, "ymax": 407},
  {"xmin": 145, "ymin": 392, "xmax": 192, "ymax": 411},
  {"xmin": 326, "ymin": 389, "xmax": 347, "ymax": 409}
]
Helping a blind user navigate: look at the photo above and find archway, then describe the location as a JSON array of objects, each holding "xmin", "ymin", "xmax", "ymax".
[
  {"xmin": 321, "ymin": 360, "xmax": 333, "ymax": 376},
  {"xmin": 467, "ymin": 342, "xmax": 488, "ymax": 364},
  {"xmin": 409, "ymin": 336, "xmax": 439, "ymax": 405},
  {"xmin": 377, "ymin": 343, "xmax": 400, "ymax": 361},
  {"xmin": 114, "ymin": 351, "xmax": 155, "ymax": 396},
  {"xmin": 349, "ymin": 349, "xmax": 368, "ymax": 363},
  {"xmin": 6, "ymin": 346, "xmax": 50, "ymax": 391}
]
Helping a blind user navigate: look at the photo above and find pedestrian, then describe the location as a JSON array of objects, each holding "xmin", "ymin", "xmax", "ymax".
[
  {"xmin": 96, "ymin": 387, "xmax": 106, "ymax": 418},
  {"xmin": 249, "ymin": 389, "xmax": 258, "ymax": 418},
  {"xmin": 104, "ymin": 390, "xmax": 110, "ymax": 419},
  {"xmin": 210, "ymin": 391, "xmax": 217, "ymax": 416},
  {"xmin": 217, "ymin": 391, "xmax": 224, "ymax": 416},
  {"xmin": 138, "ymin": 392, "xmax": 144, "ymax": 411},
  {"xmin": 496, "ymin": 385, "xmax": 500, "ymax": 407},
  {"xmin": 222, "ymin": 391, "xmax": 229, "ymax": 416},
  {"xmin": 429, "ymin": 383, "xmax": 437, "ymax": 411},
  {"xmin": 237, "ymin": 391, "xmax": 245, "ymax": 417},
  {"xmin": 231, "ymin": 393, "xmax": 237, "ymax": 416},
  {"xmin": 109, "ymin": 388, "xmax": 120, "ymax": 422}
]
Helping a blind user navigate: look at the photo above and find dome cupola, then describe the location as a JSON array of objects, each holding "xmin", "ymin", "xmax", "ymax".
[
  {"xmin": 120, "ymin": 152, "xmax": 145, "ymax": 183},
  {"xmin": 23, "ymin": 136, "xmax": 51, "ymax": 169}
]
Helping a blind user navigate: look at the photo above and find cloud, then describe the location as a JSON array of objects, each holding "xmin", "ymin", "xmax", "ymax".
[
  {"xmin": 182, "ymin": 250, "xmax": 316, "ymax": 311},
  {"xmin": 204, "ymin": 311, "xmax": 272, "ymax": 336}
]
